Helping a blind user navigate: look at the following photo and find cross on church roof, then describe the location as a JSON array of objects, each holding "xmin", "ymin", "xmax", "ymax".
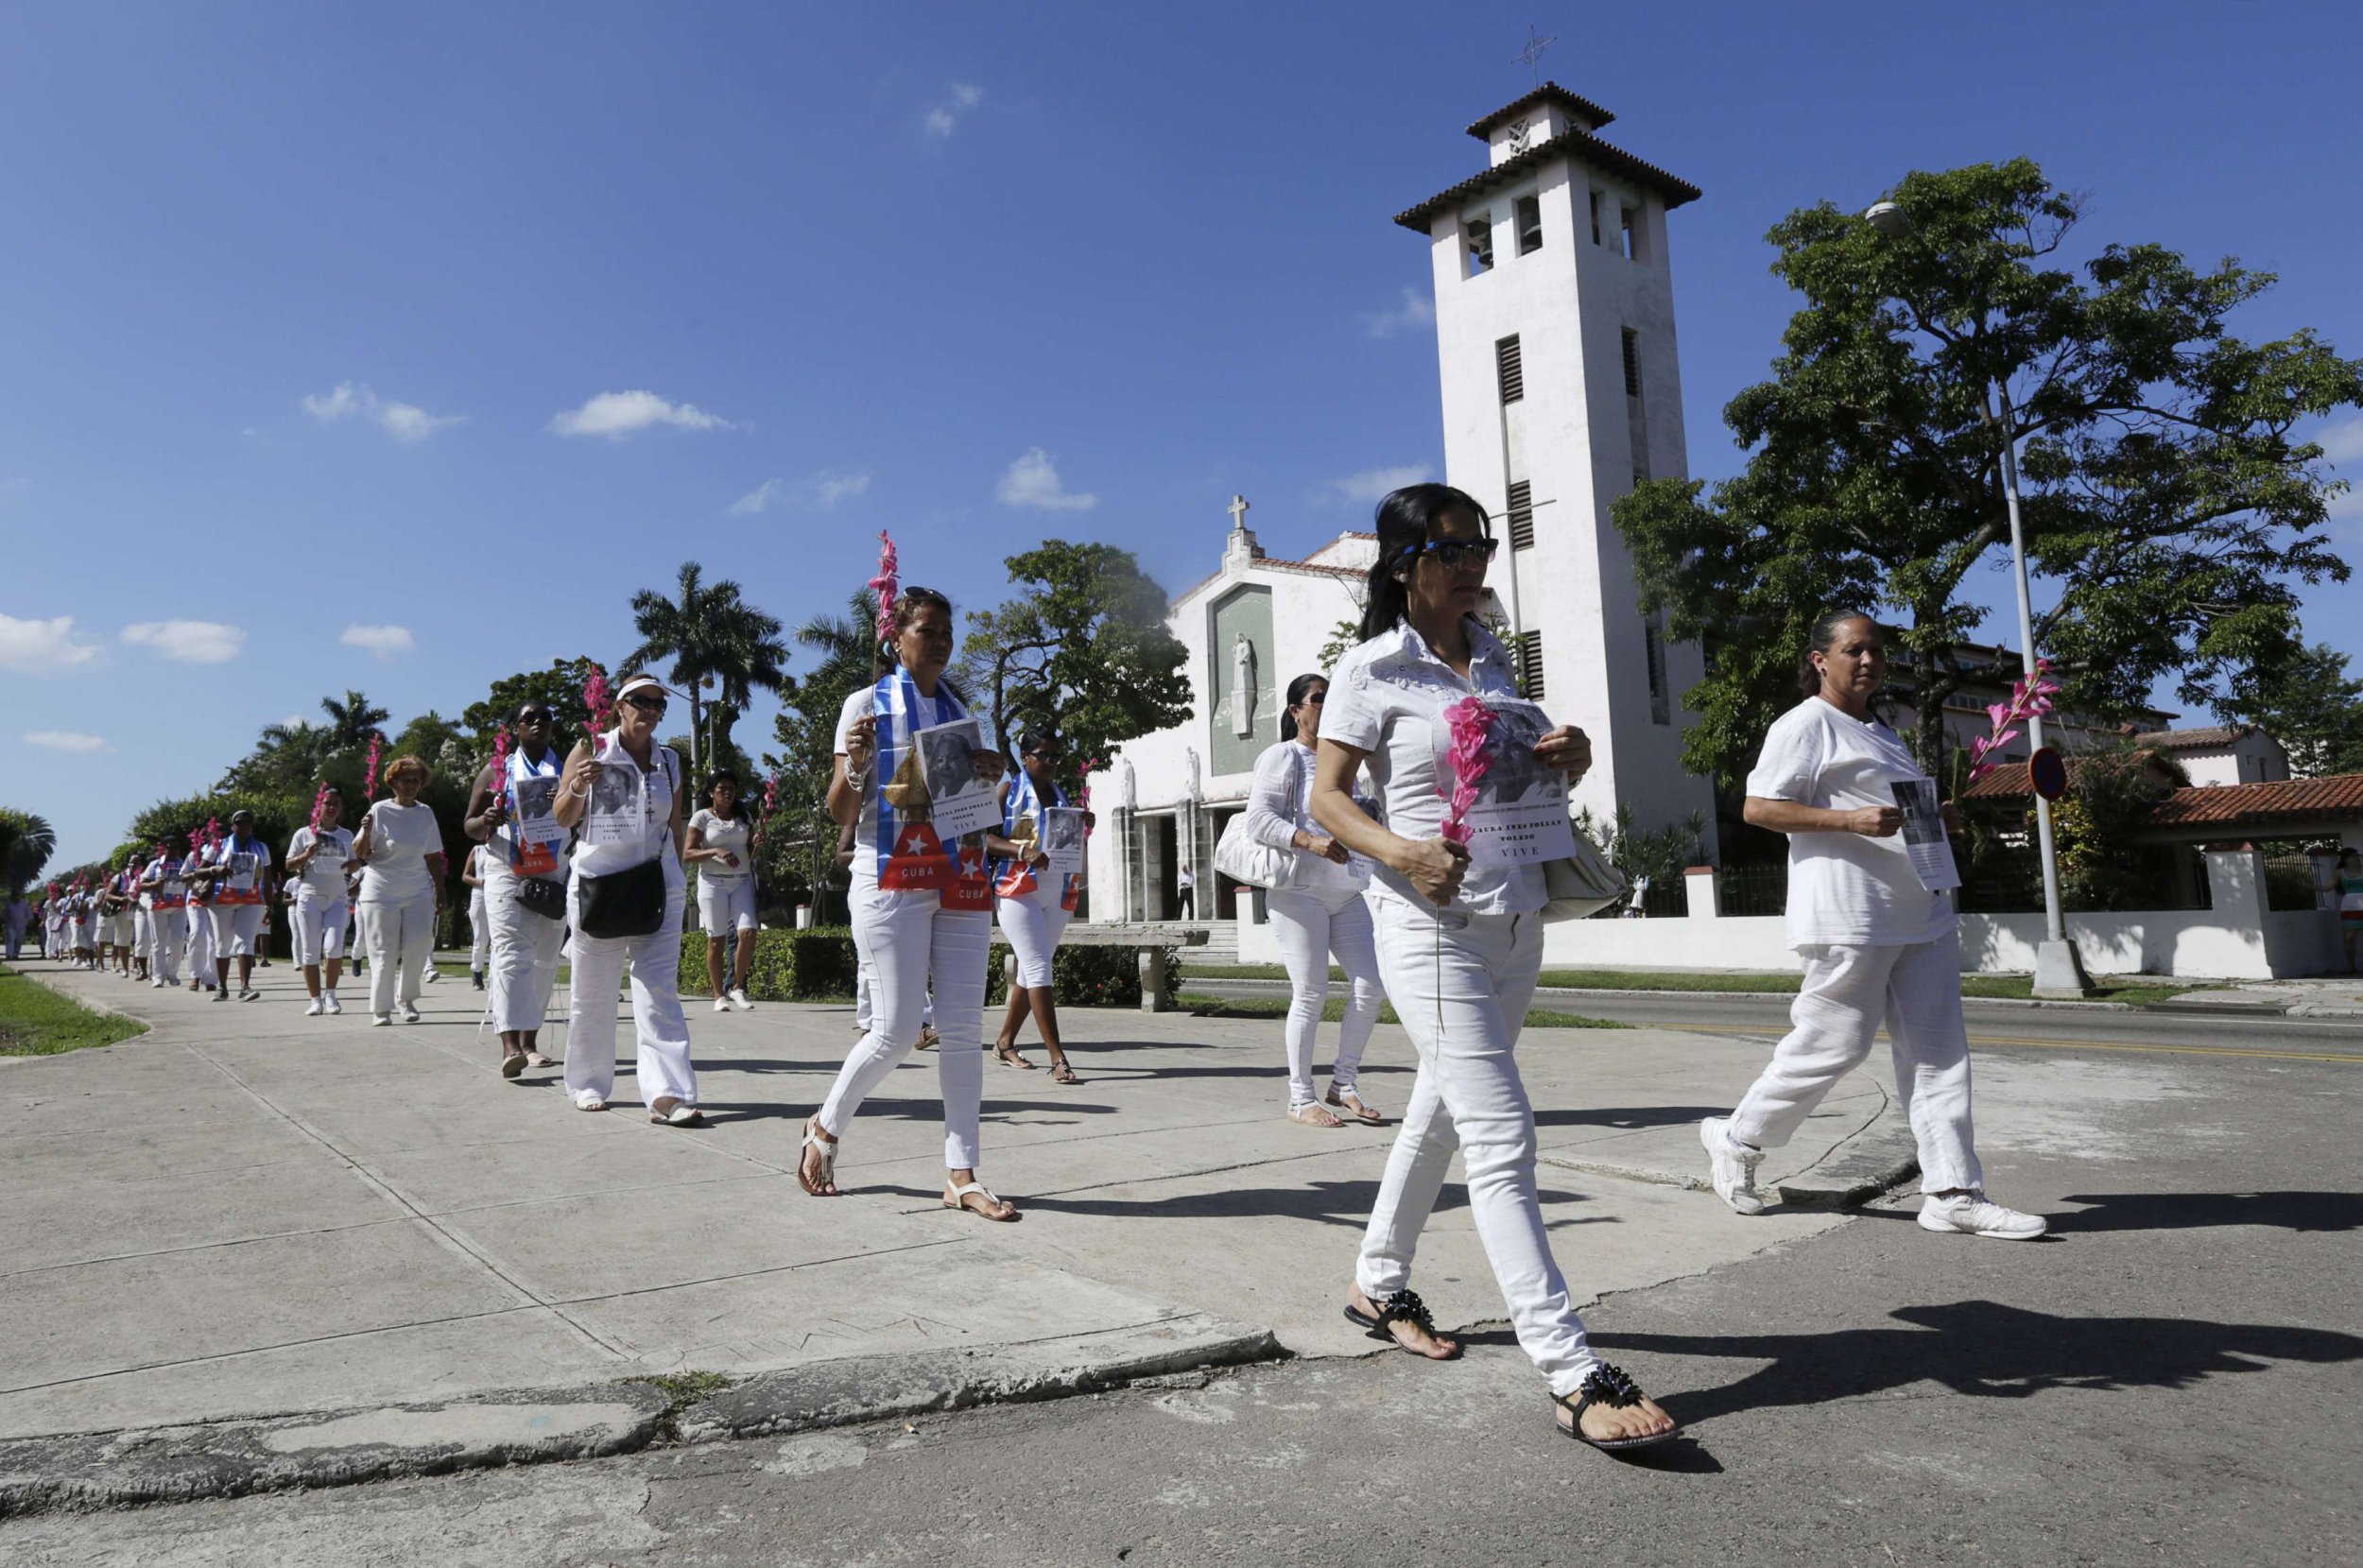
[
  {"xmin": 1228, "ymin": 494, "xmax": 1250, "ymax": 532},
  {"xmin": 1513, "ymin": 24, "xmax": 1556, "ymax": 87}
]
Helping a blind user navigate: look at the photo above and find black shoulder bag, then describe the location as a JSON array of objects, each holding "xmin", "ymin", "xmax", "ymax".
[{"xmin": 572, "ymin": 747, "xmax": 675, "ymax": 939}]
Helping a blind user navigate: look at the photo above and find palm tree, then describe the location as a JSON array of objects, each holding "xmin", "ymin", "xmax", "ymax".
[
  {"xmin": 319, "ymin": 690, "xmax": 390, "ymax": 750},
  {"xmin": 622, "ymin": 561, "xmax": 791, "ymax": 779},
  {"xmin": 0, "ymin": 808, "xmax": 57, "ymax": 895}
]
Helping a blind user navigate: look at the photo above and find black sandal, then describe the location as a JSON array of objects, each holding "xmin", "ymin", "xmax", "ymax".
[
  {"xmin": 1049, "ymin": 1058, "xmax": 1081, "ymax": 1085},
  {"xmin": 1552, "ymin": 1364, "xmax": 1680, "ymax": 1451},
  {"xmin": 1342, "ymin": 1289, "xmax": 1459, "ymax": 1358}
]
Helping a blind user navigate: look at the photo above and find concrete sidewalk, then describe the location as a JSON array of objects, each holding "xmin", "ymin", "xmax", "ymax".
[{"xmin": 0, "ymin": 958, "xmax": 1892, "ymax": 1507}]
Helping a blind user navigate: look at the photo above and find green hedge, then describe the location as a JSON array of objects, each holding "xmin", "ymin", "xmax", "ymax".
[{"xmin": 680, "ymin": 925, "xmax": 1171, "ymax": 1008}]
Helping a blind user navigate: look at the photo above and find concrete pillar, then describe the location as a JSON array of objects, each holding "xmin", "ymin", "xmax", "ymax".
[
  {"xmin": 2203, "ymin": 842, "xmax": 2268, "ymax": 935},
  {"xmin": 1139, "ymin": 948, "xmax": 1169, "ymax": 1013},
  {"xmin": 1683, "ymin": 865, "xmax": 1719, "ymax": 920}
]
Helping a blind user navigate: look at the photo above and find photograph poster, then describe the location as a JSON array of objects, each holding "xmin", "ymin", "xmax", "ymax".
[
  {"xmin": 1042, "ymin": 806, "xmax": 1087, "ymax": 880},
  {"xmin": 1435, "ymin": 698, "xmax": 1580, "ymax": 870},
  {"xmin": 915, "ymin": 718, "xmax": 1000, "ymax": 839},
  {"xmin": 1889, "ymin": 779, "xmax": 1962, "ymax": 892}
]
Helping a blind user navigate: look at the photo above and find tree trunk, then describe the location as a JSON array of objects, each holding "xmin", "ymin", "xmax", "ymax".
[{"xmin": 686, "ymin": 691, "xmax": 702, "ymax": 781}]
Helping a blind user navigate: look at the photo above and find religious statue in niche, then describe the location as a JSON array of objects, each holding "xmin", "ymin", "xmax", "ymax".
[
  {"xmin": 1115, "ymin": 755, "xmax": 1135, "ymax": 810},
  {"xmin": 1183, "ymin": 747, "xmax": 1201, "ymax": 801},
  {"xmin": 1231, "ymin": 632, "xmax": 1258, "ymax": 737}
]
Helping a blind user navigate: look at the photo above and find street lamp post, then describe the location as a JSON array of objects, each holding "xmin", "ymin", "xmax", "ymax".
[{"xmin": 1865, "ymin": 201, "xmax": 2093, "ymax": 996}]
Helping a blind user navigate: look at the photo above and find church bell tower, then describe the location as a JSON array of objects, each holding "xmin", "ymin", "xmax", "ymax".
[{"xmin": 1397, "ymin": 82, "xmax": 1716, "ymax": 843}]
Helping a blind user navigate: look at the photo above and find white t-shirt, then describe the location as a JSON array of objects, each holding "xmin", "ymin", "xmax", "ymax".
[
  {"xmin": 287, "ymin": 826, "xmax": 354, "ymax": 901},
  {"xmin": 1320, "ymin": 620, "xmax": 1544, "ymax": 916},
  {"xmin": 690, "ymin": 809, "xmax": 752, "ymax": 879},
  {"xmin": 1745, "ymin": 697, "xmax": 1955, "ymax": 950},
  {"xmin": 358, "ymin": 800, "xmax": 441, "ymax": 904}
]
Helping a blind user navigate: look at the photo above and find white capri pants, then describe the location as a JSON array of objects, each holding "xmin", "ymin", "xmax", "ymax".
[
  {"xmin": 105, "ymin": 913, "xmax": 133, "ymax": 948},
  {"xmin": 697, "ymin": 874, "xmax": 758, "ymax": 934},
  {"xmin": 150, "ymin": 909, "xmax": 184, "ymax": 985},
  {"xmin": 995, "ymin": 892, "xmax": 1069, "ymax": 988},
  {"xmin": 1267, "ymin": 887, "xmax": 1383, "ymax": 1110},
  {"xmin": 210, "ymin": 904, "xmax": 264, "ymax": 958},
  {"xmin": 1356, "ymin": 899, "xmax": 1601, "ymax": 1399},
  {"xmin": 185, "ymin": 905, "xmax": 216, "ymax": 975},
  {"xmin": 1728, "ymin": 929, "xmax": 1983, "ymax": 1196},
  {"xmin": 132, "ymin": 908, "xmax": 153, "ymax": 958},
  {"xmin": 293, "ymin": 895, "xmax": 350, "ymax": 964},
  {"xmin": 359, "ymin": 894, "xmax": 435, "ymax": 1014},
  {"xmin": 564, "ymin": 874, "xmax": 696, "ymax": 1109},
  {"xmin": 469, "ymin": 887, "xmax": 490, "ymax": 971},
  {"xmin": 486, "ymin": 862, "xmax": 566, "ymax": 1034},
  {"xmin": 822, "ymin": 886, "xmax": 991, "ymax": 1170}
]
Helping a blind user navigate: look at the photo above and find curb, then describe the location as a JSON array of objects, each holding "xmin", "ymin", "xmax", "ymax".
[
  {"xmin": 0, "ymin": 1317, "xmax": 1281, "ymax": 1520},
  {"xmin": 1177, "ymin": 975, "xmax": 2137, "ymax": 1012}
]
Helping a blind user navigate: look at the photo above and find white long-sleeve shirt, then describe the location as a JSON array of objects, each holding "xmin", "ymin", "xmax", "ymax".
[{"xmin": 1244, "ymin": 738, "xmax": 1370, "ymax": 906}]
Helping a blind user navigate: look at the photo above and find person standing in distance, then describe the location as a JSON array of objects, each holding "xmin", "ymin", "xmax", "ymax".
[
  {"xmin": 286, "ymin": 788, "xmax": 356, "ymax": 1016},
  {"xmin": 687, "ymin": 768, "xmax": 759, "ymax": 1013}
]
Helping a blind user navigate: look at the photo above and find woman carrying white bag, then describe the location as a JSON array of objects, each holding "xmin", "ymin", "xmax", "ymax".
[{"xmin": 1229, "ymin": 671, "xmax": 1387, "ymax": 1127}]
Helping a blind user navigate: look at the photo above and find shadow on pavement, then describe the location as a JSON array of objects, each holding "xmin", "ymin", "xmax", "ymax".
[
  {"xmin": 1015, "ymin": 1179, "xmax": 1613, "ymax": 1230},
  {"xmin": 2056, "ymin": 1191, "xmax": 2363, "ymax": 1233}
]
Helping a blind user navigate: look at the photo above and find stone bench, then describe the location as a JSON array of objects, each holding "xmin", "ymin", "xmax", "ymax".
[{"xmin": 1000, "ymin": 922, "xmax": 1210, "ymax": 1012}]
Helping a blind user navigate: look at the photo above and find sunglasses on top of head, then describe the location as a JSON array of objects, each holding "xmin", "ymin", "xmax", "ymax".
[{"xmin": 1397, "ymin": 536, "xmax": 1499, "ymax": 571}]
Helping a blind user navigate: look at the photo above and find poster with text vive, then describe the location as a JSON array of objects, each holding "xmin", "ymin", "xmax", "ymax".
[
  {"xmin": 914, "ymin": 718, "xmax": 1000, "ymax": 840},
  {"xmin": 1433, "ymin": 698, "xmax": 1579, "ymax": 869}
]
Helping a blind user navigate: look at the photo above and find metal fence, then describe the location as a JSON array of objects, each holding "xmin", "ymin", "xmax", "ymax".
[
  {"xmin": 2264, "ymin": 855, "xmax": 2324, "ymax": 913},
  {"xmin": 1716, "ymin": 863, "xmax": 1788, "ymax": 918}
]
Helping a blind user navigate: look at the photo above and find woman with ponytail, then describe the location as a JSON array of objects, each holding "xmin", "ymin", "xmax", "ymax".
[{"xmin": 990, "ymin": 725, "xmax": 1083, "ymax": 1083}]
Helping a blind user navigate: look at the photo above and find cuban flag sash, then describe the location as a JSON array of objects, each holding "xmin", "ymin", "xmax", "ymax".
[
  {"xmin": 505, "ymin": 749, "xmax": 564, "ymax": 877},
  {"xmin": 993, "ymin": 766, "xmax": 1076, "ymax": 909},
  {"xmin": 872, "ymin": 669, "xmax": 959, "ymax": 892}
]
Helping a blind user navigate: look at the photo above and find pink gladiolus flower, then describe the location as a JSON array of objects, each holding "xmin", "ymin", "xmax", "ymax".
[
  {"xmin": 309, "ymin": 781, "xmax": 333, "ymax": 831},
  {"xmin": 583, "ymin": 665, "xmax": 612, "ymax": 747},
  {"xmin": 1440, "ymin": 696, "xmax": 1495, "ymax": 846},
  {"xmin": 869, "ymin": 530, "xmax": 900, "ymax": 645},
  {"xmin": 490, "ymin": 725, "xmax": 511, "ymax": 814},
  {"xmin": 362, "ymin": 732, "xmax": 385, "ymax": 799}
]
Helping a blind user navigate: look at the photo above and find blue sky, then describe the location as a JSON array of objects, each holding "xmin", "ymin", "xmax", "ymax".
[{"xmin": 5, "ymin": 2, "xmax": 2358, "ymax": 869}]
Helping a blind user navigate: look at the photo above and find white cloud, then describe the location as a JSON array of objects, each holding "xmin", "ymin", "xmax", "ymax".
[
  {"xmin": 729, "ymin": 469, "xmax": 874, "ymax": 516},
  {"xmin": 121, "ymin": 620, "xmax": 246, "ymax": 664},
  {"xmin": 924, "ymin": 81, "xmax": 985, "ymax": 138},
  {"xmin": 1361, "ymin": 287, "xmax": 1436, "ymax": 340},
  {"xmin": 25, "ymin": 730, "xmax": 108, "ymax": 752},
  {"xmin": 548, "ymin": 389, "xmax": 733, "ymax": 439},
  {"xmin": 1321, "ymin": 463, "xmax": 1435, "ymax": 505},
  {"xmin": 996, "ymin": 447, "xmax": 1096, "ymax": 511},
  {"xmin": 302, "ymin": 382, "xmax": 463, "ymax": 443},
  {"xmin": 0, "ymin": 613, "xmax": 103, "ymax": 675},
  {"xmin": 2317, "ymin": 414, "xmax": 2363, "ymax": 466},
  {"xmin": 340, "ymin": 623, "xmax": 414, "ymax": 659}
]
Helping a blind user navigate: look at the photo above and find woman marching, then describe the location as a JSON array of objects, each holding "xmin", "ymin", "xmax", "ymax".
[
  {"xmin": 465, "ymin": 701, "xmax": 572, "ymax": 1079},
  {"xmin": 1699, "ymin": 612, "xmax": 2045, "ymax": 1240},
  {"xmin": 462, "ymin": 845, "xmax": 490, "ymax": 990},
  {"xmin": 802, "ymin": 587, "xmax": 1014, "ymax": 1220},
  {"xmin": 181, "ymin": 839, "xmax": 216, "ymax": 990},
  {"xmin": 1247, "ymin": 672, "xmax": 1387, "ymax": 1128},
  {"xmin": 142, "ymin": 839, "xmax": 185, "ymax": 988},
  {"xmin": 198, "ymin": 810, "xmax": 273, "ymax": 1001},
  {"xmin": 687, "ymin": 768, "xmax": 759, "ymax": 1013},
  {"xmin": 552, "ymin": 673, "xmax": 701, "ymax": 1122},
  {"xmin": 990, "ymin": 728, "xmax": 1083, "ymax": 1084},
  {"xmin": 1309, "ymin": 483, "xmax": 1680, "ymax": 1452},
  {"xmin": 286, "ymin": 788, "xmax": 356, "ymax": 1017},
  {"xmin": 353, "ymin": 758, "xmax": 447, "ymax": 1025}
]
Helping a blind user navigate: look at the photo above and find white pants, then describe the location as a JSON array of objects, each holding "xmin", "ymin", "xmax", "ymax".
[
  {"xmin": 697, "ymin": 875, "xmax": 757, "ymax": 934},
  {"xmin": 150, "ymin": 909, "xmax": 184, "ymax": 985},
  {"xmin": 996, "ymin": 892, "xmax": 1069, "ymax": 988},
  {"xmin": 565, "ymin": 877, "xmax": 695, "ymax": 1108},
  {"xmin": 1729, "ymin": 930, "xmax": 1984, "ymax": 1195},
  {"xmin": 1268, "ymin": 887, "xmax": 1383, "ymax": 1110},
  {"xmin": 210, "ymin": 904, "xmax": 264, "ymax": 959},
  {"xmin": 854, "ymin": 956, "xmax": 933, "ymax": 1034},
  {"xmin": 360, "ymin": 894, "xmax": 435, "ymax": 1014},
  {"xmin": 105, "ymin": 913, "xmax": 133, "ymax": 948},
  {"xmin": 823, "ymin": 886, "xmax": 990, "ymax": 1170},
  {"xmin": 132, "ymin": 908, "xmax": 152, "ymax": 959},
  {"xmin": 1356, "ymin": 900, "xmax": 1600, "ymax": 1398},
  {"xmin": 185, "ymin": 905, "xmax": 215, "ymax": 976},
  {"xmin": 469, "ymin": 888, "xmax": 490, "ymax": 971},
  {"xmin": 293, "ymin": 896, "xmax": 349, "ymax": 964},
  {"xmin": 487, "ymin": 863, "xmax": 566, "ymax": 1034}
]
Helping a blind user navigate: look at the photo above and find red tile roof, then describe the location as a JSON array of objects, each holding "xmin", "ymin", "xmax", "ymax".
[
  {"xmin": 2132, "ymin": 726, "xmax": 2252, "ymax": 751},
  {"xmin": 1960, "ymin": 755, "xmax": 2178, "ymax": 799},
  {"xmin": 2145, "ymin": 775, "xmax": 2363, "ymax": 828},
  {"xmin": 1396, "ymin": 124, "xmax": 1700, "ymax": 232},
  {"xmin": 1466, "ymin": 82, "xmax": 1617, "ymax": 138}
]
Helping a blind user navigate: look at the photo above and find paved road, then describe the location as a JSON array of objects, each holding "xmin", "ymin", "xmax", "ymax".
[{"xmin": 8, "ymin": 983, "xmax": 2355, "ymax": 1563}]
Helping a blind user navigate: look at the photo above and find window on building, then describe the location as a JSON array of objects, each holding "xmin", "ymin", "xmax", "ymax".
[
  {"xmin": 1507, "ymin": 479, "xmax": 1535, "ymax": 549},
  {"xmin": 1588, "ymin": 189, "xmax": 1604, "ymax": 246},
  {"xmin": 1620, "ymin": 205, "xmax": 1640, "ymax": 260},
  {"xmin": 1496, "ymin": 335, "xmax": 1524, "ymax": 404},
  {"xmin": 1516, "ymin": 630, "xmax": 1545, "ymax": 700},
  {"xmin": 1644, "ymin": 616, "xmax": 1670, "ymax": 726},
  {"xmin": 1515, "ymin": 195, "xmax": 1543, "ymax": 255},
  {"xmin": 1621, "ymin": 329, "xmax": 1641, "ymax": 399},
  {"xmin": 1464, "ymin": 216, "xmax": 1493, "ymax": 276}
]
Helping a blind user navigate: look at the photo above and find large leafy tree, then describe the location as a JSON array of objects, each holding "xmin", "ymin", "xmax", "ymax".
[
  {"xmin": 2223, "ymin": 640, "xmax": 2363, "ymax": 778},
  {"xmin": 1613, "ymin": 159, "xmax": 2361, "ymax": 788},
  {"xmin": 0, "ymin": 808, "xmax": 57, "ymax": 894},
  {"xmin": 461, "ymin": 658, "xmax": 598, "ymax": 750},
  {"xmin": 955, "ymin": 541, "xmax": 1193, "ymax": 783},
  {"xmin": 622, "ymin": 561, "xmax": 792, "ymax": 783}
]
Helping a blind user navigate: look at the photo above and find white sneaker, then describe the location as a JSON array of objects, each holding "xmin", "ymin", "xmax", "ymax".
[
  {"xmin": 305, "ymin": 997, "xmax": 323, "ymax": 1016},
  {"xmin": 1700, "ymin": 1117, "xmax": 1766, "ymax": 1215},
  {"xmin": 371, "ymin": 1013, "xmax": 391, "ymax": 1027},
  {"xmin": 400, "ymin": 1001, "xmax": 421, "ymax": 1024},
  {"xmin": 150, "ymin": 978, "xmax": 166, "ymax": 989},
  {"xmin": 714, "ymin": 997, "xmax": 731, "ymax": 1014},
  {"xmin": 728, "ymin": 987, "xmax": 753, "ymax": 1011},
  {"xmin": 1918, "ymin": 1191, "xmax": 2047, "ymax": 1240},
  {"xmin": 325, "ymin": 993, "xmax": 343, "ymax": 1015},
  {"xmin": 423, "ymin": 968, "xmax": 440, "ymax": 984},
  {"xmin": 239, "ymin": 988, "xmax": 261, "ymax": 1002}
]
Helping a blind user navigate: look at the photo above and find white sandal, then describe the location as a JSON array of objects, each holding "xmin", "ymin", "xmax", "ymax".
[
  {"xmin": 942, "ymin": 1179, "xmax": 1016, "ymax": 1221},
  {"xmin": 800, "ymin": 1116, "xmax": 840, "ymax": 1196},
  {"xmin": 1288, "ymin": 1102, "xmax": 1345, "ymax": 1129}
]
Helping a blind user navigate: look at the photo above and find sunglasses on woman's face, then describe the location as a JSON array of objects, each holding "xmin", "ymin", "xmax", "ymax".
[
  {"xmin": 1401, "ymin": 536, "xmax": 1499, "ymax": 570},
  {"xmin": 517, "ymin": 708, "xmax": 552, "ymax": 723},
  {"xmin": 623, "ymin": 694, "xmax": 668, "ymax": 715},
  {"xmin": 1302, "ymin": 691, "xmax": 1326, "ymax": 705}
]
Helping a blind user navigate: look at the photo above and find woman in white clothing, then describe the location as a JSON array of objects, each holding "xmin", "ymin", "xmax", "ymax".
[
  {"xmin": 991, "ymin": 729, "xmax": 1082, "ymax": 1084},
  {"xmin": 353, "ymin": 758, "xmax": 447, "ymax": 1025},
  {"xmin": 1310, "ymin": 483, "xmax": 1679, "ymax": 1452},
  {"xmin": 142, "ymin": 839, "xmax": 186, "ymax": 988},
  {"xmin": 552, "ymin": 673, "xmax": 700, "ymax": 1124},
  {"xmin": 286, "ymin": 788, "xmax": 356, "ymax": 1017},
  {"xmin": 462, "ymin": 846, "xmax": 490, "ymax": 990},
  {"xmin": 802, "ymin": 588, "xmax": 1014, "ymax": 1220},
  {"xmin": 1249, "ymin": 672, "xmax": 1386, "ymax": 1128},
  {"xmin": 687, "ymin": 769, "xmax": 759, "ymax": 1012},
  {"xmin": 465, "ymin": 700, "xmax": 570, "ymax": 1078},
  {"xmin": 196, "ymin": 811, "xmax": 273, "ymax": 1001},
  {"xmin": 1699, "ymin": 611, "xmax": 2045, "ymax": 1241},
  {"xmin": 181, "ymin": 846, "xmax": 216, "ymax": 990}
]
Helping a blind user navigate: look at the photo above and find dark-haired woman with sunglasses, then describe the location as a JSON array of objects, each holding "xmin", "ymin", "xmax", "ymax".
[
  {"xmin": 467, "ymin": 700, "xmax": 570, "ymax": 1077},
  {"xmin": 990, "ymin": 727, "xmax": 1083, "ymax": 1083},
  {"xmin": 1307, "ymin": 482, "xmax": 1680, "ymax": 1453},
  {"xmin": 1248, "ymin": 671, "xmax": 1386, "ymax": 1128},
  {"xmin": 805, "ymin": 587, "xmax": 1016, "ymax": 1221}
]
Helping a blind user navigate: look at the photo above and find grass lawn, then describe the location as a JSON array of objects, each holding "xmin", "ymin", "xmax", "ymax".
[
  {"xmin": 0, "ymin": 966, "xmax": 147, "ymax": 1056},
  {"xmin": 1179, "ymin": 960, "xmax": 2199, "ymax": 1007},
  {"xmin": 1173, "ymin": 992, "xmax": 1630, "ymax": 1029}
]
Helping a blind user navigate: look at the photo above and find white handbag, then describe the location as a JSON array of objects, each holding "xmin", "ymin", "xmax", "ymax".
[
  {"xmin": 1215, "ymin": 810, "xmax": 1297, "ymax": 891},
  {"xmin": 1539, "ymin": 828, "xmax": 1628, "ymax": 923}
]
